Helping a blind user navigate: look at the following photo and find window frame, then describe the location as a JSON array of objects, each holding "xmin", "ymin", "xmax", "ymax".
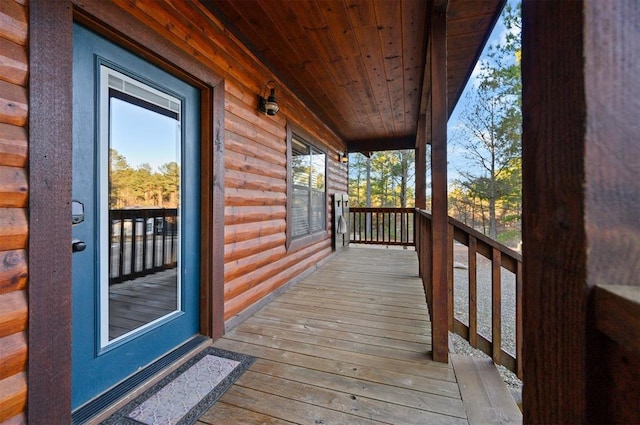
[{"xmin": 286, "ymin": 122, "xmax": 328, "ymax": 252}]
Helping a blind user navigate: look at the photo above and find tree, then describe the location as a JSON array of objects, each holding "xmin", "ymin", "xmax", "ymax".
[{"xmin": 453, "ymin": 2, "xmax": 521, "ymax": 239}]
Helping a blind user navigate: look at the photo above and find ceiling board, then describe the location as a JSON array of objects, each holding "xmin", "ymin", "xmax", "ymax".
[{"xmin": 204, "ymin": 0, "xmax": 504, "ymax": 151}]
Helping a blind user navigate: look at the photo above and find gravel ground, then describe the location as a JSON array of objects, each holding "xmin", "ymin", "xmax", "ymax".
[{"xmin": 451, "ymin": 243, "xmax": 523, "ymax": 406}]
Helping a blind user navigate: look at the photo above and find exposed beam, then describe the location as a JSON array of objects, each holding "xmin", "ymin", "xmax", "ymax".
[{"xmin": 346, "ymin": 136, "xmax": 416, "ymax": 153}]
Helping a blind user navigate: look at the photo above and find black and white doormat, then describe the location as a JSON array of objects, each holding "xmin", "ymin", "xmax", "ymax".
[{"xmin": 102, "ymin": 347, "xmax": 255, "ymax": 425}]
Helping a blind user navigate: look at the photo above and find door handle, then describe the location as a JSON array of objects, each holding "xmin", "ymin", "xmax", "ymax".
[{"xmin": 72, "ymin": 238, "xmax": 87, "ymax": 253}]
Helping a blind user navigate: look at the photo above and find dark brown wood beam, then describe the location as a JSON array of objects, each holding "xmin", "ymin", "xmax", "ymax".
[
  {"xmin": 415, "ymin": 114, "xmax": 427, "ymax": 210},
  {"xmin": 523, "ymin": 1, "xmax": 640, "ymax": 423},
  {"xmin": 346, "ymin": 136, "xmax": 416, "ymax": 154},
  {"xmin": 28, "ymin": 0, "xmax": 73, "ymax": 422},
  {"xmin": 430, "ymin": 1, "xmax": 448, "ymax": 364}
]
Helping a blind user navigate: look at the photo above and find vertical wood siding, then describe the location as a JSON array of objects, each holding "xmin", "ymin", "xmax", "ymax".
[
  {"xmin": 106, "ymin": 1, "xmax": 348, "ymax": 321},
  {"xmin": 0, "ymin": 1, "xmax": 28, "ymax": 423}
]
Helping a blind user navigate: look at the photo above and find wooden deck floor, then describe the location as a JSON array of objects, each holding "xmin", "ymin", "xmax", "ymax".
[{"xmin": 201, "ymin": 247, "xmax": 470, "ymax": 424}]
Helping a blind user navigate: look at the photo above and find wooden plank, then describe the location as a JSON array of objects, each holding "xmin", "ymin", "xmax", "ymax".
[
  {"xmin": 224, "ymin": 246, "xmax": 331, "ymax": 319},
  {"xmin": 278, "ymin": 292, "xmax": 429, "ymax": 321},
  {"xmin": 220, "ymin": 385, "xmax": 383, "ymax": 425},
  {"xmin": 268, "ymin": 299, "xmax": 429, "ymax": 328},
  {"xmin": 0, "ymin": 332, "xmax": 26, "ymax": 381},
  {"xmin": 0, "ymin": 290, "xmax": 26, "ymax": 338},
  {"xmin": 224, "ymin": 219, "xmax": 285, "ymax": 244},
  {"xmin": 223, "ymin": 329, "xmax": 454, "ymax": 382},
  {"xmin": 594, "ymin": 284, "xmax": 640, "ymax": 355},
  {"xmin": 0, "ymin": 81, "xmax": 26, "ymax": 127},
  {"xmin": 224, "ymin": 168, "xmax": 286, "ymax": 193},
  {"xmin": 215, "ymin": 338, "xmax": 460, "ymax": 400},
  {"xmin": 224, "ymin": 242, "xmax": 323, "ymax": 300},
  {"xmin": 224, "ymin": 188, "xmax": 285, "ymax": 207},
  {"xmin": 451, "ymin": 354, "xmax": 522, "ymax": 425},
  {"xmin": 0, "ymin": 250, "xmax": 26, "ymax": 295},
  {"xmin": 225, "ymin": 133, "xmax": 285, "ymax": 167},
  {"xmin": 254, "ymin": 307, "xmax": 431, "ymax": 345},
  {"xmin": 0, "ymin": 124, "xmax": 27, "ymax": 168},
  {"xmin": 244, "ymin": 316, "xmax": 428, "ymax": 353},
  {"xmin": 224, "ymin": 232, "xmax": 285, "ymax": 262},
  {"xmin": 0, "ymin": 167, "xmax": 26, "ymax": 208},
  {"xmin": 233, "ymin": 370, "xmax": 466, "ymax": 424},
  {"xmin": 468, "ymin": 236, "xmax": 478, "ymax": 348},
  {"xmin": 235, "ymin": 322, "xmax": 431, "ymax": 365},
  {"xmin": 224, "ymin": 246, "xmax": 287, "ymax": 282},
  {"xmin": 0, "ymin": 37, "xmax": 27, "ymax": 86},
  {"xmin": 0, "ymin": 1, "xmax": 27, "ymax": 46},
  {"xmin": 224, "ymin": 205, "xmax": 286, "ymax": 226},
  {"xmin": 197, "ymin": 401, "xmax": 295, "ymax": 425},
  {"xmin": 0, "ymin": 372, "xmax": 26, "ymax": 423},
  {"xmin": 491, "ymin": 246, "xmax": 502, "ymax": 363},
  {"xmin": 448, "ymin": 223, "xmax": 454, "ymax": 331},
  {"xmin": 402, "ymin": 1, "xmax": 428, "ymax": 134},
  {"xmin": 248, "ymin": 358, "xmax": 466, "ymax": 418}
]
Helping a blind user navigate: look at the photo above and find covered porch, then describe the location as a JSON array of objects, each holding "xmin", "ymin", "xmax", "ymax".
[{"xmin": 202, "ymin": 247, "xmax": 521, "ymax": 424}]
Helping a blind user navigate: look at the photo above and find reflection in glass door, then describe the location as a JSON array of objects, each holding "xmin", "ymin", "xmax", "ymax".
[{"xmin": 100, "ymin": 66, "xmax": 182, "ymax": 346}]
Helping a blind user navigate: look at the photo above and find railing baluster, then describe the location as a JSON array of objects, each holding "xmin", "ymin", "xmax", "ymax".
[
  {"xmin": 468, "ymin": 235, "xmax": 478, "ymax": 348},
  {"xmin": 418, "ymin": 210, "xmax": 521, "ymax": 375},
  {"xmin": 492, "ymin": 246, "xmax": 502, "ymax": 364},
  {"xmin": 516, "ymin": 259, "xmax": 523, "ymax": 379},
  {"xmin": 142, "ymin": 209, "xmax": 148, "ymax": 271},
  {"xmin": 448, "ymin": 223, "xmax": 454, "ymax": 332},
  {"xmin": 118, "ymin": 212, "xmax": 125, "ymax": 280}
]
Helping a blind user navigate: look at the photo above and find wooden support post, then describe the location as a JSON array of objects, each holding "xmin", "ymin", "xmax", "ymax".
[
  {"xmin": 430, "ymin": 3, "xmax": 448, "ymax": 364},
  {"xmin": 29, "ymin": 0, "xmax": 74, "ymax": 422},
  {"xmin": 415, "ymin": 114, "xmax": 427, "ymax": 210},
  {"xmin": 523, "ymin": 1, "xmax": 640, "ymax": 423}
]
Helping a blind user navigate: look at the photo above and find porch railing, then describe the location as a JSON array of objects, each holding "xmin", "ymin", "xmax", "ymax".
[
  {"xmin": 416, "ymin": 210, "xmax": 523, "ymax": 378},
  {"xmin": 349, "ymin": 207, "xmax": 415, "ymax": 247},
  {"xmin": 109, "ymin": 208, "xmax": 178, "ymax": 284}
]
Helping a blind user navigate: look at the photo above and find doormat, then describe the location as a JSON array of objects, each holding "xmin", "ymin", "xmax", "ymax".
[{"xmin": 102, "ymin": 347, "xmax": 255, "ymax": 425}]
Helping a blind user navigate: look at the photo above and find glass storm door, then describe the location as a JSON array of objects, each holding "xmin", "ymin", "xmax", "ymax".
[{"xmin": 71, "ymin": 24, "xmax": 200, "ymax": 410}]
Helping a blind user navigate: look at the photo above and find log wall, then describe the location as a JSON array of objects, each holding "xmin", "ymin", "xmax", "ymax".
[
  {"xmin": 0, "ymin": 1, "xmax": 28, "ymax": 423},
  {"xmin": 96, "ymin": 1, "xmax": 349, "ymax": 321},
  {"xmin": 0, "ymin": 1, "xmax": 348, "ymax": 421}
]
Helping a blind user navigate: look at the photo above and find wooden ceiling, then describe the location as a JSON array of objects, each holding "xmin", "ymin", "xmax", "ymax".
[{"xmin": 203, "ymin": 0, "xmax": 505, "ymax": 151}]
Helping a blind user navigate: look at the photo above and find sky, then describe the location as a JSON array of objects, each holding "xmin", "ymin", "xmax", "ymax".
[
  {"xmin": 446, "ymin": 0, "xmax": 520, "ymax": 186},
  {"xmin": 110, "ymin": 98, "xmax": 181, "ymax": 171}
]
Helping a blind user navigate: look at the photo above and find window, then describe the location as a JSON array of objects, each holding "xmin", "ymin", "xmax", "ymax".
[{"xmin": 287, "ymin": 125, "xmax": 326, "ymax": 249}]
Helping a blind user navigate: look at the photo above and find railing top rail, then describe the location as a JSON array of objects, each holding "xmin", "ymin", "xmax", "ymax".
[
  {"xmin": 350, "ymin": 207, "xmax": 415, "ymax": 213},
  {"xmin": 416, "ymin": 208, "xmax": 522, "ymax": 272}
]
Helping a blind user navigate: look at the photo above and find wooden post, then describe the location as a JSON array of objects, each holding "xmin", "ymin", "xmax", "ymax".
[
  {"xmin": 523, "ymin": 1, "xmax": 640, "ymax": 423},
  {"xmin": 29, "ymin": 0, "xmax": 73, "ymax": 422},
  {"xmin": 430, "ymin": 2, "xmax": 448, "ymax": 364},
  {"xmin": 415, "ymin": 114, "xmax": 427, "ymax": 210}
]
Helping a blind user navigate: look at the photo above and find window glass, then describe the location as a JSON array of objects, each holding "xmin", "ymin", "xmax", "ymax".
[{"xmin": 290, "ymin": 134, "xmax": 326, "ymax": 241}]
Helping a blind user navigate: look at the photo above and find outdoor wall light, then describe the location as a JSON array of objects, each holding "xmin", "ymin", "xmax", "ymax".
[
  {"xmin": 258, "ymin": 80, "xmax": 280, "ymax": 116},
  {"xmin": 340, "ymin": 152, "xmax": 349, "ymax": 164}
]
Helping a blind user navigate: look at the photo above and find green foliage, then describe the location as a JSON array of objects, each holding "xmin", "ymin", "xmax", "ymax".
[
  {"xmin": 348, "ymin": 150, "xmax": 415, "ymax": 208},
  {"xmin": 450, "ymin": 2, "xmax": 522, "ymax": 240},
  {"xmin": 109, "ymin": 148, "xmax": 180, "ymax": 208}
]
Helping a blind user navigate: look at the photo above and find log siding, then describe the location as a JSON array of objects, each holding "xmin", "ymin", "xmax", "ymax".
[
  {"xmin": 0, "ymin": 0, "xmax": 347, "ymax": 421},
  {"xmin": 0, "ymin": 1, "xmax": 28, "ymax": 422}
]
